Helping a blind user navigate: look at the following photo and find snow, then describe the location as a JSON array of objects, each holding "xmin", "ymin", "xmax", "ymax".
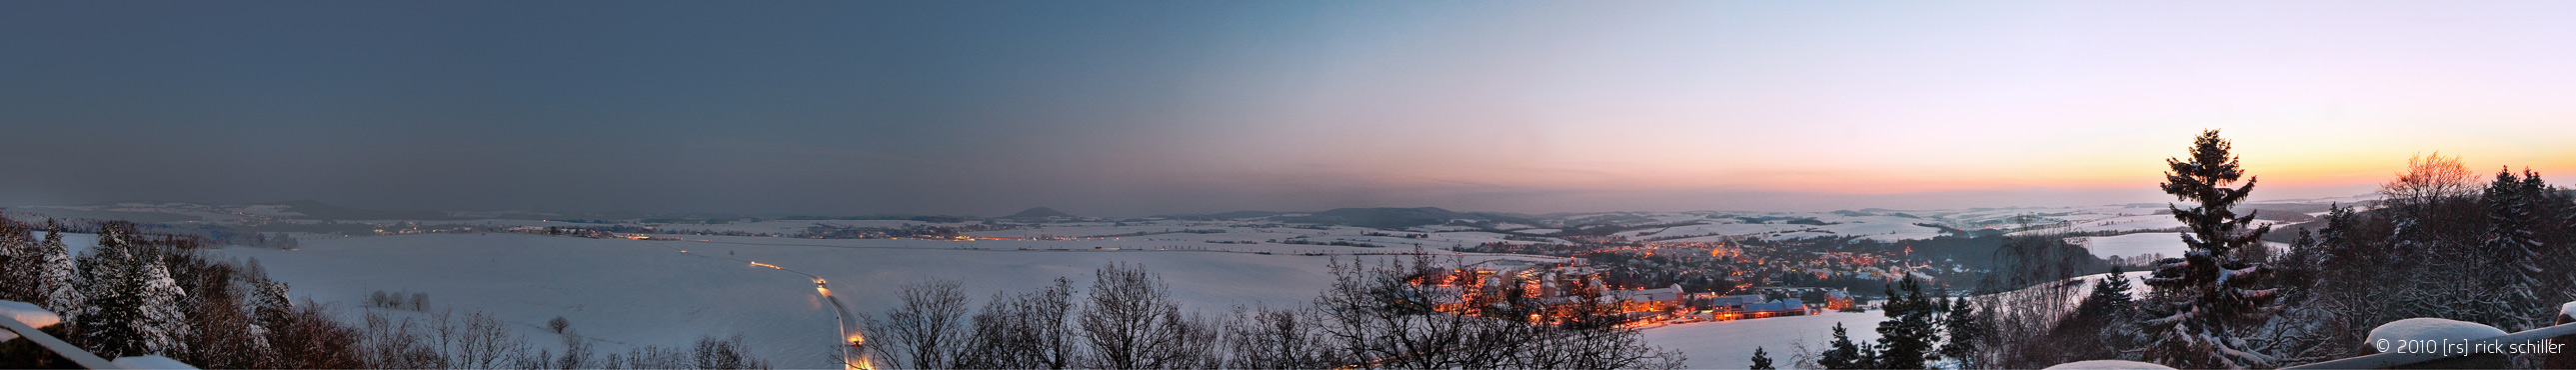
[
  {"xmin": 2067, "ymin": 233, "xmax": 2288, "ymax": 260},
  {"xmin": 0, "ymin": 300, "xmax": 62, "ymax": 341},
  {"xmin": 110, "ymin": 355, "xmax": 198, "ymax": 369},
  {"xmin": 1611, "ymin": 213, "xmax": 1947, "ymax": 242},
  {"xmin": 0, "ymin": 300, "xmax": 59, "ymax": 328},
  {"xmin": 1640, "ymin": 311, "xmax": 1886, "ymax": 369},
  {"xmin": 2366, "ymin": 318, "xmax": 2507, "ymax": 346},
  {"xmin": 214, "ymin": 233, "xmax": 1514, "ymax": 369},
  {"xmin": 43, "ymin": 232, "xmax": 100, "ymax": 256},
  {"xmin": 2043, "ymin": 359, "xmax": 2176, "ymax": 370}
]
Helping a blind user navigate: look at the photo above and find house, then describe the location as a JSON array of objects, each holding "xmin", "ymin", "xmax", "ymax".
[{"xmin": 1702, "ymin": 294, "xmax": 1809, "ymax": 320}]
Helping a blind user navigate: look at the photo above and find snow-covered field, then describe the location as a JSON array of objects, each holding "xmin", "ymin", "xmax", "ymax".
[
  {"xmin": 2068, "ymin": 233, "xmax": 2291, "ymax": 260},
  {"xmin": 211, "ymin": 233, "xmax": 1553, "ymax": 368},
  {"xmin": 1641, "ymin": 311, "xmax": 1887, "ymax": 369},
  {"xmin": 1610, "ymin": 212, "xmax": 1949, "ymax": 243}
]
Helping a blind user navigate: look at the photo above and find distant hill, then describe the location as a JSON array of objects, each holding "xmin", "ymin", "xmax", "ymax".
[
  {"xmin": 1158, "ymin": 210, "xmax": 1288, "ymax": 221},
  {"xmin": 1003, "ymin": 207, "xmax": 1075, "ymax": 220},
  {"xmin": 1276, "ymin": 207, "xmax": 1537, "ymax": 229},
  {"xmin": 255, "ymin": 200, "xmax": 457, "ymax": 220}
]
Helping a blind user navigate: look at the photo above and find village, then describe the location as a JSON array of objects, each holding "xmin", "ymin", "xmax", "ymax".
[{"xmin": 1444, "ymin": 236, "xmax": 1986, "ymax": 326}]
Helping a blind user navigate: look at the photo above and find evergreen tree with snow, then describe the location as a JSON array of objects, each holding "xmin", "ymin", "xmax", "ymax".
[
  {"xmin": 1818, "ymin": 323, "xmax": 1868, "ymax": 369},
  {"xmin": 1874, "ymin": 277, "xmax": 1940, "ymax": 369},
  {"xmin": 2079, "ymin": 266, "xmax": 2135, "ymax": 320},
  {"xmin": 137, "ymin": 261, "xmax": 192, "ymax": 355},
  {"xmin": 2141, "ymin": 129, "xmax": 2280, "ymax": 369},
  {"xmin": 2479, "ymin": 168, "xmax": 2547, "ymax": 330},
  {"xmin": 77, "ymin": 222, "xmax": 153, "ymax": 357},
  {"xmin": 1938, "ymin": 297, "xmax": 1983, "ymax": 368},
  {"xmin": 73, "ymin": 221, "xmax": 191, "ymax": 357},
  {"xmin": 1750, "ymin": 346, "xmax": 1775, "ymax": 370},
  {"xmin": 248, "ymin": 279, "xmax": 293, "ymax": 329},
  {"xmin": 2528, "ymin": 169, "xmax": 2576, "ymax": 308},
  {"xmin": 38, "ymin": 224, "xmax": 85, "ymax": 317},
  {"xmin": 0, "ymin": 221, "xmax": 35, "ymax": 302}
]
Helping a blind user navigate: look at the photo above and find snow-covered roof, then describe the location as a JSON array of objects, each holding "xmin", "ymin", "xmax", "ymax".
[
  {"xmin": 0, "ymin": 300, "xmax": 61, "ymax": 328},
  {"xmin": 0, "ymin": 300, "xmax": 62, "ymax": 340},
  {"xmin": 2043, "ymin": 359, "xmax": 2176, "ymax": 370},
  {"xmin": 2366, "ymin": 318, "xmax": 2507, "ymax": 347},
  {"xmin": 111, "ymin": 355, "xmax": 199, "ymax": 369}
]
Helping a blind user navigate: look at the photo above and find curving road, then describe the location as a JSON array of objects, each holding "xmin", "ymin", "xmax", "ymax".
[{"xmin": 631, "ymin": 241, "xmax": 872, "ymax": 369}]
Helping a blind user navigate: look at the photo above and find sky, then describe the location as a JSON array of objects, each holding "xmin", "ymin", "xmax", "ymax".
[{"xmin": 5, "ymin": 1, "xmax": 2576, "ymax": 217}]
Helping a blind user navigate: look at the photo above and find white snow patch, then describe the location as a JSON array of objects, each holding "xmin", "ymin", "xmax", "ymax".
[
  {"xmin": 2043, "ymin": 359, "xmax": 2176, "ymax": 370},
  {"xmin": 1641, "ymin": 311, "xmax": 1886, "ymax": 369},
  {"xmin": 111, "ymin": 355, "xmax": 198, "ymax": 369},
  {"xmin": 2067, "ymin": 233, "xmax": 2288, "ymax": 260},
  {"xmin": 2366, "ymin": 318, "xmax": 2507, "ymax": 347},
  {"xmin": 0, "ymin": 300, "xmax": 62, "ymax": 341}
]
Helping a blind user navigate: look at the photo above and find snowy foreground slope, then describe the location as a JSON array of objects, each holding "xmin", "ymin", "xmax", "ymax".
[
  {"xmin": 1637, "ymin": 270, "xmax": 2156, "ymax": 370},
  {"xmin": 1641, "ymin": 312, "xmax": 1887, "ymax": 369},
  {"xmin": 215, "ymin": 233, "xmax": 1554, "ymax": 369},
  {"xmin": 2067, "ymin": 233, "xmax": 2290, "ymax": 261}
]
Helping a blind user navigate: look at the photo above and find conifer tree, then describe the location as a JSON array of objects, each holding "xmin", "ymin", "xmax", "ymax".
[
  {"xmin": 139, "ymin": 261, "xmax": 192, "ymax": 355},
  {"xmin": 78, "ymin": 222, "xmax": 152, "ymax": 357},
  {"xmin": 39, "ymin": 225, "xmax": 84, "ymax": 316},
  {"xmin": 2080, "ymin": 266, "xmax": 2134, "ymax": 319},
  {"xmin": 1875, "ymin": 277, "xmax": 1940, "ymax": 369},
  {"xmin": 2480, "ymin": 168, "xmax": 2546, "ymax": 330},
  {"xmin": 0, "ymin": 221, "xmax": 34, "ymax": 303},
  {"xmin": 1818, "ymin": 323, "xmax": 1865, "ymax": 369},
  {"xmin": 1749, "ymin": 346, "xmax": 1775, "ymax": 370},
  {"xmin": 2141, "ymin": 129, "xmax": 2279, "ymax": 368},
  {"xmin": 1939, "ymin": 297, "xmax": 1983, "ymax": 368}
]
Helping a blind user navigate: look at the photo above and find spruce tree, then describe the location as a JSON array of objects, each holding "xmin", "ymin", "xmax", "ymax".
[
  {"xmin": 0, "ymin": 223, "xmax": 32, "ymax": 303},
  {"xmin": 138, "ymin": 262, "xmax": 192, "ymax": 355},
  {"xmin": 2480, "ymin": 168, "xmax": 2546, "ymax": 330},
  {"xmin": 2141, "ymin": 129, "xmax": 2279, "ymax": 368},
  {"xmin": 1938, "ymin": 297, "xmax": 1982, "ymax": 368},
  {"xmin": 1818, "ymin": 323, "xmax": 1865, "ymax": 369},
  {"xmin": 1874, "ymin": 277, "xmax": 1940, "ymax": 369},
  {"xmin": 39, "ymin": 225, "xmax": 84, "ymax": 316},
  {"xmin": 2079, "ymin": 266, "xmax": 2134, "ymax": 319},
  {"xmin": 248, "ymin": 279, "xmax": 294, "ymax": 331},
  {"xmin": 77, "ymin": 222, "xmax": 152, "ymax": 357},
  {"xmin": 1750, "ymin": 346, "xmax": 1776, "ymax": 370}
]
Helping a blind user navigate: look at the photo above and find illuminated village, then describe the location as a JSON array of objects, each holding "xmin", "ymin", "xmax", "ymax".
[{"xmin": 1422, "ymin": 239, "xmax": 1913, "ymax": 328}]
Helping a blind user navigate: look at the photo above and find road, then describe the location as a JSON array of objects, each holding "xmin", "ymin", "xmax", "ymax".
[{"xmin": 632, "ymin": 241, "xmax": 872, "ymax": 369}]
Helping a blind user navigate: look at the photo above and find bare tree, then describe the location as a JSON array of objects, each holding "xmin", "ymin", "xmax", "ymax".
[
  {"xmin": 955, "ymin": 277, "xmax": 1079, "ymax": 369},
  {"xmin": 1222, "ymin": 304, "xmax": 1340, "ymax": 369},
  {"xmin": 692, "ymin": 334, "xmax": 770, "ymax": 369},
  {"xmin": 864, "ymin": 280, "xmax": 972, "ymax": 369},
  {"xmin": 358, "ymin": 310, "xmax": 445, "ymax": 369},
  {"xmin": 451, "ymin": 311, "xmax": 528, "ymax": 369},
  {"xmin": 555, "ymin": 332, "xmax": 595, "ymax": 370},
  {"xmin": 1077, "ymin": 262, "xmax": 1220, "ymax": 369},
  {"xmin": 549, "ymin": 316, "xmax": 571, "ymax": 334},
  {"xmin": 2380, "ymin": 151, "xmax": 2480, "ymax": 210},
  {"xmin": 1311, "ymin": 252, "xmax": 1683, "ymax": 369}
]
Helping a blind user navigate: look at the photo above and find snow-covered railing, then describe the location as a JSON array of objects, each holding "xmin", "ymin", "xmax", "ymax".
[
  {"xmin": 2282, "ymin": 305, "xmax": 2576, "ymax": 370},
  {"xmin": 0, "ymin": 300, "xmax": 121, "ymax": 369}
]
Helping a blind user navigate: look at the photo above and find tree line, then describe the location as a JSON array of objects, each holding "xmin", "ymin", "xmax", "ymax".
[
  {"xmin": 858, "ymin": 253, "xmax": 1688, "ymax": 369},
  {"xmin": 0, "ymin": 218, "xmax": 772, "ymax": 369},
  {"xmin": 1784, "ymin": 130, "xmax": 2576, "ymax": 369}
]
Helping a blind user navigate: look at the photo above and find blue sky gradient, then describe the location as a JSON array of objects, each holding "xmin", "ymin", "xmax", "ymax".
[{"xmin": 6, "ymin": 1, "xmax": 2574, "ymax": 216}]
